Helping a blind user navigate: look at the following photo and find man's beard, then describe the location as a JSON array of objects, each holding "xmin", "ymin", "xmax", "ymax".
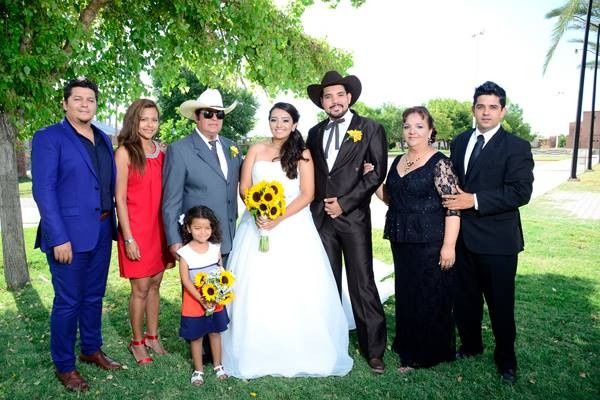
[{"xmin": 326, "ymin": 105, "xmax": 347, "ymax": 119}]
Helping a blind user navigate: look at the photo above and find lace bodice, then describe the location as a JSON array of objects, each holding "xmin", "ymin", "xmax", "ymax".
[{"xmin": 383, "ymin": 152, "xmax": 459, "ymax": 243}]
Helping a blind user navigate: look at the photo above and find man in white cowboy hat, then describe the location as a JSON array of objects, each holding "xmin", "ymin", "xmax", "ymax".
[
  {"xmin": 306, "ymin": 70, "xmax": 388, "ymax": 374},
  {"xmin": 162, "ymin": 88, "xmax": 242, "ymax": 264}
]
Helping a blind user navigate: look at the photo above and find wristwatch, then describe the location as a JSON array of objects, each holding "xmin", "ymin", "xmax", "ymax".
[{"xmin": 124, "ymin": 238, "xmax": 135, "ymax": 245}]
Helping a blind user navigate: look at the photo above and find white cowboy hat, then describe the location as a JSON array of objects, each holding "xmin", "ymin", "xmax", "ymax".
[{"xmin": 179, "ymin": 88, "xmax": 238, "ymax": 120}]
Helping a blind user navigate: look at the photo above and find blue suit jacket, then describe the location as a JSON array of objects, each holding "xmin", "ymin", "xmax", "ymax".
[{"xmin": 32, "ymin": 119, "xmax": 117, "ymax": 253}]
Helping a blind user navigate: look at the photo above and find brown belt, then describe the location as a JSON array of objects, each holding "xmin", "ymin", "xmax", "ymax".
[{"xmin": 100, "ymin": 211, "xmax": 110, "ymax": 220}]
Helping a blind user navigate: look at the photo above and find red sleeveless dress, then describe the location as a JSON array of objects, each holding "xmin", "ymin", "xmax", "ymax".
[{"xmin": 118, "ymin": 143, "xmax": 173, "ymax": 278}]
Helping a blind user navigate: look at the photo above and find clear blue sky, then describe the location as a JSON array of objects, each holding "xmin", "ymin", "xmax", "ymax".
[{"xmin": 255, "ymin": 0, "xmax": 585, "ymax": 138}]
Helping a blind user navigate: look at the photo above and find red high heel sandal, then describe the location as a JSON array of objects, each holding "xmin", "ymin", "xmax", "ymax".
[
  {"xmin": 128, "ymin": 339, "xmax": 153, "ymax": 365},
  {"xmin": 144, "ymin": 333, "xmax": 168, "ymax": 355}
]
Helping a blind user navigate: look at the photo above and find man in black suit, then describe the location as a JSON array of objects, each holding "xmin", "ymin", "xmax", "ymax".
[
  {"xmin": 306, "ymin": 71, "xmax": 388, "ymax": 373},
  {"xmin": 443, "ymin": 81, "xmax": 534, "ymax": 384}
]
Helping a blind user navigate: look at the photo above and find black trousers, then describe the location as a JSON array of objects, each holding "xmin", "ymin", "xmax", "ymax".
[
  {"xmin": 454, "ymin": 236, "xmax": 518, "ymax": 371},
  {"xmin": 318, "ymin": 218, "xmax": 387, "ymax": 359}
]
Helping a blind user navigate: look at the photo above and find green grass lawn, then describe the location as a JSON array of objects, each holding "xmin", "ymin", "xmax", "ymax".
[
  {"xmin": 1, "ymin": 171, "xmax": 599, "ymax": 399},
  {"xmin": 18, "ymin": 177, "xmax": 32, "ymax": 198}
]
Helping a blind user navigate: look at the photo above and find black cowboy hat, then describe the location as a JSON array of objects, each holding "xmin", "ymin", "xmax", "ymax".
[{"xmin": 306, "ymin": 70, "xmax": 362, "ymax": 109}]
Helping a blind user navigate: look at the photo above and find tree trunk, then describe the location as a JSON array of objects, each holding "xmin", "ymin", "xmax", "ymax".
[{"xmin": 0, "ymin": 112, "xmax": 30, "ymax": 290}]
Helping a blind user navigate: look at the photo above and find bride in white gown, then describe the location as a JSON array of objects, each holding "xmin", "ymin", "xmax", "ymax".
[{"xmin": 222, "ymin": 103, "xmax": 353, "ymax": 379}]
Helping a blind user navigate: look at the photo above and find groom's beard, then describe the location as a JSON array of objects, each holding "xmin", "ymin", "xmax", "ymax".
[{"xmin": 325, "ymin": 104, "xmax": 348, "ymax": 120}]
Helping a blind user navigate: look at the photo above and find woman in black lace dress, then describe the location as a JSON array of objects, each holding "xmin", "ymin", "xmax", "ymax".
[{"xmin": 376, "ymin": 106, "xmax": 460, "ymax": 372}]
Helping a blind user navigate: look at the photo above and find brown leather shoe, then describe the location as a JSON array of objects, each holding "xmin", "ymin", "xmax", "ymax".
[
  {"xmin": 368, "ymin": 357, "xmax": 385, "ymax": 374},
  {"xmin": 55, "ymin": 370, "xmax": 89, "ymax": 392},
  {"xmin": 79, "ymin": 350, "xmax": 122, "ymax": 370}
]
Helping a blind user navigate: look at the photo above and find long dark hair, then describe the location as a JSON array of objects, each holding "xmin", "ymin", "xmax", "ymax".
[
  {"xmin": 181, "ymin": 206, "xmax": 222, "ymax": 245},
  {"xmin": 118, "ymin": 99, "xmax": 160, "ymax": 173},
  {"xmin": 269, "ymin": 102, "xmax": 307, "ymax": 179}
]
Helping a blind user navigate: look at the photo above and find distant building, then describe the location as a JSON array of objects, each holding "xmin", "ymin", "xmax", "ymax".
[{"xmin": 567, "ymin": 111, "xmax": 600, "ymax": 149}]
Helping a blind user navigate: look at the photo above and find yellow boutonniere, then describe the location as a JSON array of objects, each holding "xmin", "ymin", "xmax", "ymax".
[
  {"xmin": 230, "ymin": 145, "xmax": 240, "ymax": 158},
  {"xmin": 347, "ymin": 130, "xmax": 363, "ymax": 142}
]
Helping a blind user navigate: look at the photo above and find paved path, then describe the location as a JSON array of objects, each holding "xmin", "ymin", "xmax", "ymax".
[{"xmin": 16, "ymin": 156, "xmax": 600, "ymax": 229}]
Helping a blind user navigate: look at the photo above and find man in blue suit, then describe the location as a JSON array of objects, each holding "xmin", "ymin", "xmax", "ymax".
[
  {"xmin": 32, "ymin": 77, "xmax": 121, "ymax": 392},
  {"xmin": 443, "ymin": 81, "xmax": 534, "ymax": 385}
]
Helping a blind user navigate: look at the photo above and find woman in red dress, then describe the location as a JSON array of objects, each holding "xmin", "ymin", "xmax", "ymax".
[{"xmin": 115, "ymin": 99, "xmax": 174, "ymax": 365}]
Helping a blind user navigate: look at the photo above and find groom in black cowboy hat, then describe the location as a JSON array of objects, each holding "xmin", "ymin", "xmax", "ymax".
[{"xmin": 306, "ymin": 70, "xmax": 388, "ymax": 373}]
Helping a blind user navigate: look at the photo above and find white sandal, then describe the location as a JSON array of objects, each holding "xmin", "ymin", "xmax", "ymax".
[
  {"xmin": 213, "ymin": 365, "xmax": 228, "ymax": 380},
  {"xmin": 191, "ymin": 370, "xmax": 204, "ymax": 386}
]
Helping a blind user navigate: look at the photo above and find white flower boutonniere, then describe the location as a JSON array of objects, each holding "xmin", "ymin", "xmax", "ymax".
[
  {"xmin": 178, "ymin": 213, "xmax": 185, "ymax": 226},
  {"xmin": 347, "ymin": 130, "xmax": 363, "ymax": 142},
  {"xmin": 230, "ymin": 145, "xmax": 240, "ymax": 158}
]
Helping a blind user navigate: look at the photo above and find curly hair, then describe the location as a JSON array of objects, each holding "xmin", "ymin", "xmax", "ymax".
[
  {"xmin": 117, "ymin": 99, "xmax": 160, "ymax": 174},
  {"xmin": 402, "ymin": 106, "xmax": 438, "ymax": 143},
  {"xmin": 181, "ymin": 206, "xmax": 222, "ymax": 245},
  {"xmin": 269, "ymin": 102, "xmax": 307, "ymax": 179}
]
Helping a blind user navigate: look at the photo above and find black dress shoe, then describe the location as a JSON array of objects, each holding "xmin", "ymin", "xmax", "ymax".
[
  {"xmin": 500, "ymin": 368, "xmax": 517, "ymax": 385},
  {"xmin": 367, "ymin": 358, "xmax": 385, "ymax": 374}
]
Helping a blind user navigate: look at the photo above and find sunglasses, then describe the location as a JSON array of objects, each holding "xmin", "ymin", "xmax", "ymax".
[{"xmin": 201, "ymin": 110, "xmax": 225, "ymax": 120}]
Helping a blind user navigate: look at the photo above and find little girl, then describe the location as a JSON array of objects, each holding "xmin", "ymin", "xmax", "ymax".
[{"xmin": 178, "ymin": 206, "xmax": 229, "ymax": 386}]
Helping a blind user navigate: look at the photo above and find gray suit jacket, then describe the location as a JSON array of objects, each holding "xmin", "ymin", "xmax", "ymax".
[{"xmin": 162, "ymin": 131, "xmax": 242, "ymax": 254}]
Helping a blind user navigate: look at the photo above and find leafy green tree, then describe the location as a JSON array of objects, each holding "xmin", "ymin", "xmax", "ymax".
[
  {"xmin": 427, "ymin": 98, "xmax": 472, "ymax": 148},
  {"xmin": 544, "ymin": 0, "xmax": 600, "ymax": 72},
  {"xmin": 155, "ymin": 69, "xmax": 258, "ymax": 144},
  {"xmin": 503, "ymin": 103, "xmax": 534, "ymax": 142},
  {"xmin": 0, "ymin": 0, "xmax": 358, "ymax": 290},
  {"xmin": 351, "ymin": 102, "xmax": 403, "ymax": 148}
]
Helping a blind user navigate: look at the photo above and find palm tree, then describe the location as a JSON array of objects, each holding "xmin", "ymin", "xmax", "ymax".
[{"xmin": 544, "ymin": 0, "xmax": 600, "ymax": 73}]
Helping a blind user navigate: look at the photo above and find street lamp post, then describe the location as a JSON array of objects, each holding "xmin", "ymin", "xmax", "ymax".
[
  {"xmin": 570, "ymin": 0, "xmax": 594, "ymax": 180},
  {"xmin": 472, "ymin": 30, "xmax": 485, "ymax": 128},
  {"xmin": 588, "ymin": 25, "xmax": 600, "ymax": 169}
]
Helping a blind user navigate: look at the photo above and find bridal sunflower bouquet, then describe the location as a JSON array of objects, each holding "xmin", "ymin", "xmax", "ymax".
[
  {"xmin": 193, "ymin": 268, "xmax": 235, "ymax": 316},
  {"xmin": 244, "ymin": 180, "xmax": 286, "ymax": 252}
]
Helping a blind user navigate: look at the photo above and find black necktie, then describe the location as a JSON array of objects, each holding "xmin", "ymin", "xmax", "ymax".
[
  {"xmin": 208, "ymin": 140, "xmax": 220, "ymax": 163},
  {"xmin": 324, "ymin": 118, "xmax": 345, "ymax": 159},
  {"xmin": 467, "ymin": 134, "xmax": 484, "ymax": 173}
]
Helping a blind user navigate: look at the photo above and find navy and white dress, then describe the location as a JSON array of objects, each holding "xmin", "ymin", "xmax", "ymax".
[{"xmin": 178, "ymin": 242, "xmax": 229, "ymax": 340}]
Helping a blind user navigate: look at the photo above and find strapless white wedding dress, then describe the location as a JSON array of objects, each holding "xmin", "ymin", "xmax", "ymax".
[{"xmin": 221, "ymin": 161, "xmax": 353, "ymax": 379}]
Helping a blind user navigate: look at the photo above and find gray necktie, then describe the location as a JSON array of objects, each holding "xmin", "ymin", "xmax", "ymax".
[
  {"xmin": 467, "ymin": 134, "xmax": 484, "ymax": 173},
  {"xmin": 208, "ymin": 140, "xmax": 220, "ymax": 163},
  {"xmin": 324, "ymin": 118, "xmax": 345, "ymax": 159}
]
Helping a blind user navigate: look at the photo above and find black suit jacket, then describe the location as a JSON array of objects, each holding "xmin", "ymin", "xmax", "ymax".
[
  {"xmin": 306, "ymin": 111, "xmax": 387, "ymax": 232},
  {"xmin": 450, "ymin": 127, "xmax": 534, "ymax": 255}
]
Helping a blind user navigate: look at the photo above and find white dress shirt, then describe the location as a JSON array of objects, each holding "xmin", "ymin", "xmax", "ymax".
[
  {"xmin": 463, "ymin": 123, "xmax": 501, "ymax": 210},
  {"xmin": 323, "ymin": 110, "xmax": 353, "ymax": 171},
  {"xmin": 196, "ymin": 128, "xmax": 228, "ymax": 177}
]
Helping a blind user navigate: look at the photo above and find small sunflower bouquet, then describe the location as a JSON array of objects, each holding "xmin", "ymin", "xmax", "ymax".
[
  {"xmin": 244, "ymin": 180, "xmax": 286, "ymax": 252},
  {"xmin": 193, "ymin": 268, "xmax": 235, "ymax": 316}
]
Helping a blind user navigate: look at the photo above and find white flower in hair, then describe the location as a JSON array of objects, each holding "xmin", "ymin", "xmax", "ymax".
[{"xmin": 178, "ymin": 213, "xmax": 185, "ymax": 226}]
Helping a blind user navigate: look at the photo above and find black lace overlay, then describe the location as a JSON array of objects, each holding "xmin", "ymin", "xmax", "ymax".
[
  {"xmin": 383, "ymin": 152, "xmax": 459, "ymax": 243},
  {"xmin": 383, "ymin": 151, "xmax": 458, "ymax": 368}
]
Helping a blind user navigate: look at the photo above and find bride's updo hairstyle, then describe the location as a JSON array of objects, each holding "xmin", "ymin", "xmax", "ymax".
[{"xmin": 269, "ymin": 102, "xmax": 308, "ymax": 180}]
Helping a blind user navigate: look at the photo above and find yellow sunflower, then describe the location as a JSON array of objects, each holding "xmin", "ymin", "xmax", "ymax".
[
  {"xmin": 268, "ymin": 203, "xmax": 283, "ymax": 219},
  {"xmin": 269, "ymin": 181, "xmax": 284, "ymax": 197},
  {"xmin": 220, "ymin": 292, "xmax": 234, "ymax": 305},
  {"xmin": 244, "ymin": 189, "xmax": 259, "ymax": 210},
  {"xmin": 261, "ymin": 187, "xmax": 277, "ymax": 205},
  {"xmin": 201, "ymin": 283, "xmax": 218, "ymax": 302},
  {"xmin": 219, "ymin": 270, "xmax": 235, "ymax": 287},
  {"xmin": 193, "ymin": 272, "xmax": 207, "ymax": 289}
]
